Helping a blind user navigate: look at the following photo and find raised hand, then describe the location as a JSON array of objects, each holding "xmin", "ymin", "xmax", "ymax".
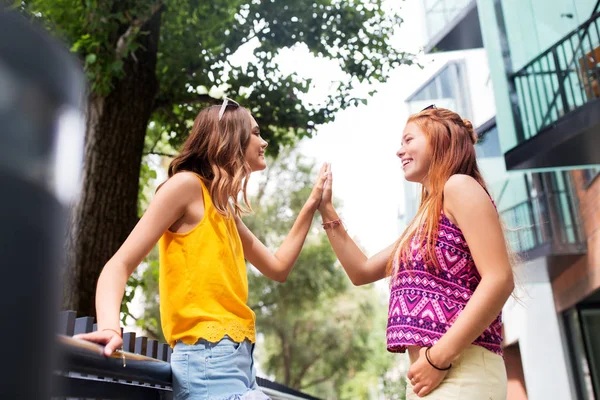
[
  {"xmin": 307, "ymin": 162, "xmax": 330, "ymax": 211},
  {"xmin": 319, "ymin": 163, "xmax": 332, "ymax": 213}
]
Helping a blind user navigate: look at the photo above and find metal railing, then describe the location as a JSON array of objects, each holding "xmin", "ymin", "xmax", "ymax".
[
  {"xmin": 54, "ymin": 311, "xmax": 322, "ymax": 400},
  {"xmin": 510, "ymin": 11, "xmax": 600, "ymax": 143},
  {"xmin": 500, "ymin": 191, "xmax": 586, "ymax": 255}
]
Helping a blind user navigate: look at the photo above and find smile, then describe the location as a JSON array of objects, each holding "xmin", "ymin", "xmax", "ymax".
[{"xmin": 402, "ymin": 159, "xmax": 413, "ymax": 168}]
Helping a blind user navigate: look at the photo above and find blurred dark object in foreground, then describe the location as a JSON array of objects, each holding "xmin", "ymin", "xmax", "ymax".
[{"xmin": 0, "ymin": 9, "xmax": 85, "ymax": 399}]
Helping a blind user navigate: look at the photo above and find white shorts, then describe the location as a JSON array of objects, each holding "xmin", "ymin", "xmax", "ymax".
[{"xmin": 406, "ymin": 345, "xmax": 507, "ymax": 400}]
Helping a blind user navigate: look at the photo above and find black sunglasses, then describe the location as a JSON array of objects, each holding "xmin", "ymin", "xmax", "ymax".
[
  {"xmin": 218, "ymin": 97, "xmax": 240, "ymax": 121},
  {"xmin": 420, "ymin": 104, "xmax": 453, "ymax": 137}
]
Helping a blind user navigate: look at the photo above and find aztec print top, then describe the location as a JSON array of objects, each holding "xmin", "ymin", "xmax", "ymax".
[{"xmin": 386, "ymin": 211, "xmax": 503, "ymax": 356}]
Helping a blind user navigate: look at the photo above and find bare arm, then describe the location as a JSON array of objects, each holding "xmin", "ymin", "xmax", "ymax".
[
  {"xmin": 407, "ymin": 174, "xmax": 514, "ymax": 397},
  {"xmin": 74, "ymin": 173, "xmax": 201, "ymax": 355},
  {"xmin": 236, "ymin": 163, "xmax": 328, "ymax": 282},
  {"xmin": 429, "ymin": 174, "xmax": 515, "ymax": 366},
  {"xmin": 317, "ymin": 168, "xmax": 392, "ymax": 285}
]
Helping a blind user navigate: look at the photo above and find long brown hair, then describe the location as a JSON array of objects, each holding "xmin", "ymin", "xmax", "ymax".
[
  {"xmin": 387, "ymin": 107, "xmax": 486, "ymax": 276},
  {"xmin": 168, "ymin": 105, "xmax": 253, "ymax": 217}
]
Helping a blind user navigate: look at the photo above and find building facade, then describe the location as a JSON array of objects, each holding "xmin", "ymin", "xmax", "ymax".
[{"xmin": 406, "ymin": 1, "xmax": 600, "ymax": 399}]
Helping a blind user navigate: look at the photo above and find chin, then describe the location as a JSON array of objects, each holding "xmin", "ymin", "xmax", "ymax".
[
  {"xmin": 251, "ymin": 162, "xmax": 267, "ymax": 172},
  {"xmin": 403, "ymin": 171, "xmax": 423, "ymax": 183}
]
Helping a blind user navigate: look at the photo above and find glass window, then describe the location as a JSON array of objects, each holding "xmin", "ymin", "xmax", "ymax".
[
  {"xmin": 564, "ymin": 308, "xmax": 596, "ymax": 400},
  {"xmin": 406, "ymin": 62, "xmax": 472, "ymax": 119},
  {"xmin": 425, "ymin": 0, "xmax": 475, "ymax": 41},
  {"xmin": 581, "ymin": 307, "xmax": 600, "ymax": 398},
  {"xmin": 583, "ymin": 167, "xmax": 600, "ymax": 188},
  {"xmin": 475, "ymin": 124, "xmax": 502, "ymax": 158}
]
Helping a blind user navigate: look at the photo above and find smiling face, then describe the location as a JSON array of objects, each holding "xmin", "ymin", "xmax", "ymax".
[
  {"xmin": 397, "ymin": 121, "xmax": 433, "ymax": 184},
  {"xmin": 244, "ymin": 114, "xmax": 268, "ymax": 172}
]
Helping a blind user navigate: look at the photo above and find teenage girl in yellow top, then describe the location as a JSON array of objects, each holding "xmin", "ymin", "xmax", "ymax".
[{"xmin": 75, "ymin": 99, "xmax": 329, "ymax": 400}]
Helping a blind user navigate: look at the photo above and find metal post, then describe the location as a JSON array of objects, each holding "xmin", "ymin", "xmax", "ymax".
[
  {"xmin": 0, "ymin": 10, "xmax": 85, "ymax": 399},
  {"xmin": 493, "ymin": 0, "xmax": 527, "ymax": 144}
]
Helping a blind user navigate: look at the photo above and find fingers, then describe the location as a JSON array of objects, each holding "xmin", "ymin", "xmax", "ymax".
[
  {"xmin": 104, "ymin": 335, "xmax": 123, "ymax": 356},
  {"xmin": 323, "ymin": 165, "xmax": 332, "ymax": 190},
  {"xmin": 320, "ymin": 163, "xmax": 329, "ymax": 185},
  {"xmin": 73, "ymin": 332, "xmax": 107, "ymax": 344},
  {"xmin": 412, "ymin": 381, "xmax": 423, "ymax": 395},
  {"xmin": 313, "ymin": 163, "xmax": 329, "ymax": 189},
  {"xmin": 414, "ymin": 384, "xmax": 432, "ymax": 397},
  {"xmin": 73, "ymin": 331, "xmax": 122, "ymax": 356},
  {"xmin": 319, "ymin": 162, "xmax": 328, "ymax": 175}
]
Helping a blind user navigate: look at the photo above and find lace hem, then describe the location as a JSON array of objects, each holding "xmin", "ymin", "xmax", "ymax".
[{"xmin": 168, "ymin": 321, "xmax": 256, "ymax": 347}]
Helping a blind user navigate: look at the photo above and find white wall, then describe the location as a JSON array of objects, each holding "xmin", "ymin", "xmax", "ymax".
[{"xmin": 503, "ymin": 258, "xmax": 575, "ymax": 400}]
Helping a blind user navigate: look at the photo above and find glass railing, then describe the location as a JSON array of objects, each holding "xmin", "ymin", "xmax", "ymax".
[
  {"xmin": 510, "ymin": 11, "xmax": 600, "ymax": 143},
  {"xmin": 424, "ymin": 0, "xmax": 474, "ymax": 42},
  {"xmin": 501, "ymin": 190, "xmax": 585, "ymax": 255}
]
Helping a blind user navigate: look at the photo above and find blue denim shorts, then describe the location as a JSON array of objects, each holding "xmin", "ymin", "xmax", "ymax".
[{"xmin": 171, "ymin": 336, "xmax": 270, "ymax": 400}]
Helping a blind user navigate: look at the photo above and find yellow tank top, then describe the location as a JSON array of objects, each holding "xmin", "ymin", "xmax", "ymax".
[{"xmin": 158, "ymin": 174, "xmax": 256, "ymax": 347}]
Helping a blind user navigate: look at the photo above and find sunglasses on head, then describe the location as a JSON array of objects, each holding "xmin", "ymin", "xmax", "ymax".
[
  {"xmin": 420, "ymin": 104, "xmax": 453, "ymax": 137},
  {"xmin": 218, "ymin": 97, "xmax": 240, "ymax": 121}
]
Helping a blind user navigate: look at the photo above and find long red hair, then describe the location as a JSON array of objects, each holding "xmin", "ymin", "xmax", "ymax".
[{"xmin": 387, "ymin": 107, "xmax": 486, "ymax": 276}]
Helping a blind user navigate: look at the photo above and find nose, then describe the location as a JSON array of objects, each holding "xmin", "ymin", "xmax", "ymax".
[
  {"xmin": 261, "ymin": 138, "xmax": 268, "ymax": 149},
  {"xmin": 396, "ymin": 145, "xmax": 405, "ymax": 159}
]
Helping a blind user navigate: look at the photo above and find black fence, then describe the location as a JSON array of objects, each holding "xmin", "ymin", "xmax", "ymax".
[{"xmin": 53, "ymin": 311, "xmax": 322, "ymax": 400}]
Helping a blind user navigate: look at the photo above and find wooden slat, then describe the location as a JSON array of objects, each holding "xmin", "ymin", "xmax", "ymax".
[
  {"xmin": 157, "ymin": 343, "xmax": 170, "ymax": 362},
  {"xmin": 58, "ymin": 310, "xmax": 77, "ymax": 336},
  {"xmin": 146, "ymin": 339, "xmax": 158, "ymax": 359},
  {"xmin": 134, "ymin": 337, "xmax": 147, "ymax": 356},
  {"xmin": 122, "ymin": 332, "xmax": 136, "ymax": 353},
  {"xmin": 74, "ymin": 317, "xmax": 95, "ymax": 334}
]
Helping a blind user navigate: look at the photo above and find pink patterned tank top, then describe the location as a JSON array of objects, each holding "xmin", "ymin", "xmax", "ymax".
[{"xmin": 386, "ymin": 212, "xmax": 503, "ymax": 356}]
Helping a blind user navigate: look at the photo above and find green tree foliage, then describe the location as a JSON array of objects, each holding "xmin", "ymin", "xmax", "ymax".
[{"xmin": 14, "ymin": 0, "xmax": 414, "ymax": 317}]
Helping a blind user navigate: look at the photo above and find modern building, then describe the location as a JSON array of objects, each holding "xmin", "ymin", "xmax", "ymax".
[
  {"xmin": 405, "ymin": 1, "xmax": 600, "ymax": 399},
  {"xmin": 477, "ymin": 1, "xmax": 600, "ymax": 399}
]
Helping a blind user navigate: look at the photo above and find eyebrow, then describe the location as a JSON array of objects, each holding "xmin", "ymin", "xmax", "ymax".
[{"xmin": 252, "ymin": 126, "xmax": 260, "ymax": 133}]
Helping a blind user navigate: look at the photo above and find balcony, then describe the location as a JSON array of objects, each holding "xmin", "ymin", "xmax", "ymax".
[
  {"xmin": 505, "ymin": 10, "xmax": 600, "ymax": 170},
  {"xmin": 500, "ymin": 182, "xmax": 586, "ymax": 279},
  {"xmin": 423, "ymin": 0, "xmax": 483, "ymax": 53}
]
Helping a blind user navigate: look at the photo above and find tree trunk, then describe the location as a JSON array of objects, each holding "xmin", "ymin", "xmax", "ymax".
[{"xmin": 63, "ymin": 10, "xmax": 163, "ymax": 317}]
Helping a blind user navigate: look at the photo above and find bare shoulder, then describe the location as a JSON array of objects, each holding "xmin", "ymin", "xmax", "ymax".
[
  {"xmin": 443, "ymin": 174, "xmax": 493, "ymax": 220},
  {"xmin": 161, "ymin": 171, "xmax": 201, "ymax": 190},
  {"xmin": 443, "ymin": 174, "xmax": 486, "ymax": 196},
  {"xmin": 156, "ymin": 171, "xmax": 203, "ymax": 202}
]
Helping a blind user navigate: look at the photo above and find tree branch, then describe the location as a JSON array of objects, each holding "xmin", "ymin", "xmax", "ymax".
[
  {"xmin": 275, "ymin": 325, "xmax": 292, "ymax": 387},
  {"xmin": 143, "ymin": 151, "xmax": 177, "ymax": 158},
  {"xmin": 296, "ymin": 336, "xmax": 356, "ymax": 390},
  {"xmin": 153, "ymin": 93, "xmax": 217, "ymax": 112},
  {"xmin": 292, "ymin": 351, "xmax": 324, "ymax": 388},
  {"xmin": 116, "ymin": 2, "xmax": 164, "ymax": 60},
  {"xmin": 299, "ymin": 368, "xmax": 342, "ymax": 390}
]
